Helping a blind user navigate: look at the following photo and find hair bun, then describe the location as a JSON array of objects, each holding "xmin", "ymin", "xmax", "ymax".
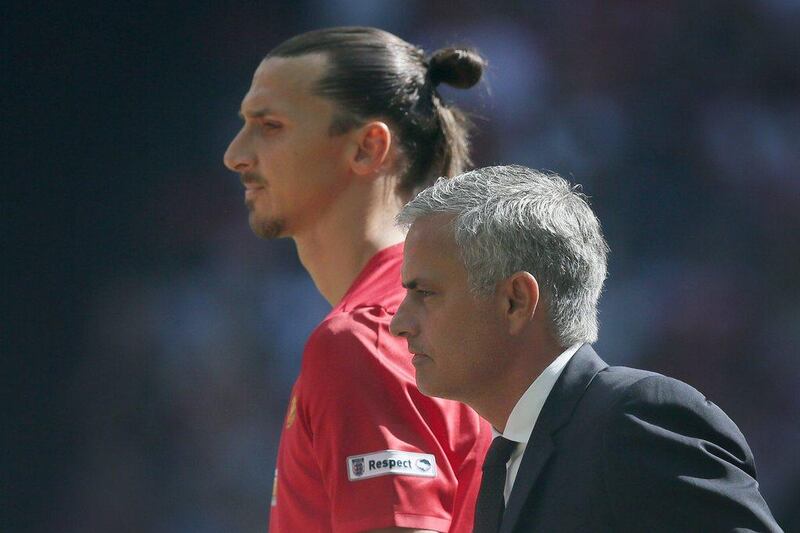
[{"xmin": 428, "ymin": 47, "xmax": 486, "ymax": 89}]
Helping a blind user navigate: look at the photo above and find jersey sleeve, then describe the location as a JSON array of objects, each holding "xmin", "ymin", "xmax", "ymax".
[
  {"xmin": 602, "ymin": 375, "xmax": 782, "ymax": 532},
  {"xmin": 298, "ymin": 311, "xmax": 458, "ymax": 533}
]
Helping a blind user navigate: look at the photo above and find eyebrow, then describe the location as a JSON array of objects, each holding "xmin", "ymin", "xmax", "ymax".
[
  {"xmin": 238, "ymin": 107, "xmax": 275, "ymax": 119},
  {"xmin": 401, "ymin": 279, "xmax": 418, "ymax": 290}
]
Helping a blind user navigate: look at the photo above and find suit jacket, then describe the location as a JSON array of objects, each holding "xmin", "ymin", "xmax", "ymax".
[{"xmin": 499, "ymin": 344, "xmax": 782, "ymax": 532}]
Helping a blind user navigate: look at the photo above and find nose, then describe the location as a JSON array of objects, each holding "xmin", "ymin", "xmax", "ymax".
[
  {"xmin": 223, "ymin": 128, "xmax": 255, "ymax": 172},
  {"xmin": 390, "ymin": 297, "xmax": 416, "ymax": 339}
]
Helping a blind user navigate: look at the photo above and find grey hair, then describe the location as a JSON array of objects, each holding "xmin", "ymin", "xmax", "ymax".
[{"xmin": 397, "ymin": 165, "xmax": 609, "ymax": 346}]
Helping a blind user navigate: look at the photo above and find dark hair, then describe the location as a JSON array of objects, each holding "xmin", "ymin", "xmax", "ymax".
[{"xmin": 267, "ymin": 27, "xmax": 486, "ymax": 198}]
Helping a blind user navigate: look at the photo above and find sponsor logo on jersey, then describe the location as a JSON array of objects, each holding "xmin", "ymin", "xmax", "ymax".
[{"xmin": 346, "ymin": 450, "xmax": 437, "ymax": 481}]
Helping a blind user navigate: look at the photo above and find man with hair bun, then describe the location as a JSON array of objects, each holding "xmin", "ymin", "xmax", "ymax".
[
  {"xmin": 224, "ymin": 27, "xmax": 491, "ymax": 533},
  {"xmin": 391, "ymin": 165, "xmax": 782, "ymax": 532}
]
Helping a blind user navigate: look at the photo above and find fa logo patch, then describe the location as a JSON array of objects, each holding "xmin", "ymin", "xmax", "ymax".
[{"xmin": 352, "ymin": 457, "xmax": 365, "ymax": 477}]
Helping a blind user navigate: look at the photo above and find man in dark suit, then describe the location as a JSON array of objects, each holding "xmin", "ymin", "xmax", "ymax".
[{"xmin": 390, "ymin": 165, "xmax": 782, "ymax": 532}]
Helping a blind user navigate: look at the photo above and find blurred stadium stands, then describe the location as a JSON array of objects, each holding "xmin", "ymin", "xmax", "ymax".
[{"xmin": 5, "ymin": 1, "xmax": 799, "ymax": 531}]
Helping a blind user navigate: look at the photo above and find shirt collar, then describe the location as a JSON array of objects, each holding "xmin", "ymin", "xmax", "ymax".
[{"xmin": 492, "ymin": 343, "xmax": 583, "ymax": 444}]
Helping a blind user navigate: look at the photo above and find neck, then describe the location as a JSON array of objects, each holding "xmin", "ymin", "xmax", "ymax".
[{"xmin": 293, "ymin": 180, "xmax": 405, "ymax": 306}]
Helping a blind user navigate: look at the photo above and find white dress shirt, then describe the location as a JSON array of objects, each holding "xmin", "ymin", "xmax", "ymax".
[{"xmin": 492, "ymin": 343, "xmax": 582, "ymax": 504}]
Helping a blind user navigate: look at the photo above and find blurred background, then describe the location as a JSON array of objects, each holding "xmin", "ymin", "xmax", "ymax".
[{"xmin": 4, "ymin": 0, "xmax": 799, "ymax": 531}]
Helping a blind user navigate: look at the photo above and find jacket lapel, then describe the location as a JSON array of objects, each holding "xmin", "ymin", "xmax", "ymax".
[{"xmin": 499, "ymin": 344, "xmax": 607, "ymax": 533}]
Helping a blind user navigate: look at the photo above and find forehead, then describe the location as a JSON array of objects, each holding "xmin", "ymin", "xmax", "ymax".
[
  {"xmin": 240, "ymin": 53, "xmax": 330, "ymax": 114},
  {"xmin": 403, "ymin": 214, "xmax": 465, "ymax": 278},
  {"xmin": 406, "ymin": 214, "xmax": 456, "ymax": 249}
]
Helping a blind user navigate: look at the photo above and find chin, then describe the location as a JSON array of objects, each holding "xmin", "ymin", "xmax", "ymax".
[
  {"xmin": 250, "ymin": 214, "xmax": 285, "ymax": 240},
  {"xmin": 414, "ymin": 372, "xmax": 433, "ymax": 397},
  {"xmin": 415, "ymin": 375, "xmax": 450, "ymax": 401}
]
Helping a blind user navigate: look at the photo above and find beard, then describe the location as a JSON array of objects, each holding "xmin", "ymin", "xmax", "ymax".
[
  {"xmin": 248, "ymin": 209, "xmax": 285, "ymax": 239},
  {"xmin": 243, "ymin": 180, "xmax": 285, "ymax": 239}
]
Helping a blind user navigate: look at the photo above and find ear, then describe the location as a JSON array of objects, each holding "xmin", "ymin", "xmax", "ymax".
[
  {"xmin": 350, "ymin": 121, "xmax": 392, "ymax": 177},
  {"xmin": 499, "ymin": 271, "xmax": 539, "ymax": 335}
]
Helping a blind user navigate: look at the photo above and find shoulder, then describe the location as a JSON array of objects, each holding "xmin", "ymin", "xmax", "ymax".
[
  {"xmin": 595, "ymin": 367, "xmax": 731, "ymax": 422},
  {"xmin": 574, "ymin": 364, "xmax": 749, "ymax": 448},
  {"xmin": 586, "ymin": 365, "xmax": 709, "ymax": 410},
  {"xmin": 587, "ymin": 369, "xmax": 778, "ymax": 530},
  {"xmin": 299, "ymin": 307, "xmax": 409, "ymax": 390},
  {"xmin": 304, "ymin": 309, "xmax": 382, "ymax": 360},
  {"xmin": 592, "ymin": 368, "xmax": 752, "ymax": 470}
]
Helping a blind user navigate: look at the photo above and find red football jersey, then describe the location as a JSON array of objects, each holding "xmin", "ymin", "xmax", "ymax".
[{"xmin": 269, "ymin": 243, "xmax": 491, "ymax": 533}]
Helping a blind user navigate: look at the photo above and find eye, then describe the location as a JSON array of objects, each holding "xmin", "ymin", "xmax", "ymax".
[
  {"xmin": 416, "ymin": 289, "xmax": 435, "ymax": 298},
  {"xmin": 260, "ymin": 120, "xmax": 282, "ymax": 132}
]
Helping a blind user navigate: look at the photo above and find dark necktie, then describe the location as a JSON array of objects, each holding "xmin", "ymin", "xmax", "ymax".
[{"xmin": 474, "ymin": 436, "xmax": 518, "ymax": 533}]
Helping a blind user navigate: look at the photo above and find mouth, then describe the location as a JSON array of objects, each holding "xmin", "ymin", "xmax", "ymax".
[
  {"xmin": 242, "ymin": 175, "xmax": 266, "ymax": 206},
  {"xmin": 244, "ymin": 185, "xmax": 265, "ymax": 198},
  {"xmin": 244, "ymin": 186, "xmax": 265, "ymax": 208},
  {"xmin": 410, "ymin": 351, "xmax": 431, "ymax": 366}
]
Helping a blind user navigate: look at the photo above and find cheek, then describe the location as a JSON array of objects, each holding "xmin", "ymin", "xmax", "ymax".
[
  {"xmin": 448, "ymin": 302, "xmax": 497, "ymax": 350},
  {"xmin": 429, "ymin": 305, "xmax": 474, "ymax": 345}
]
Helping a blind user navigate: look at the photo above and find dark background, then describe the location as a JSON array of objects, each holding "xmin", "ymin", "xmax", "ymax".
[{"xmin": 5, "ymin": 1, "xmax": 799, "ymax": 531}]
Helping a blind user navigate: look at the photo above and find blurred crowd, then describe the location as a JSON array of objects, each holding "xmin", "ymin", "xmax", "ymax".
[{"xmin": 36, "ymin": 1, "xmax": 800, "ymax": 531}]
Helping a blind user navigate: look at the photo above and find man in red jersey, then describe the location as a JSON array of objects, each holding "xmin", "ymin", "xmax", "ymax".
[{"xmin": 223, "ymin": 27, "xmax": 491, "ymax": 532}]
